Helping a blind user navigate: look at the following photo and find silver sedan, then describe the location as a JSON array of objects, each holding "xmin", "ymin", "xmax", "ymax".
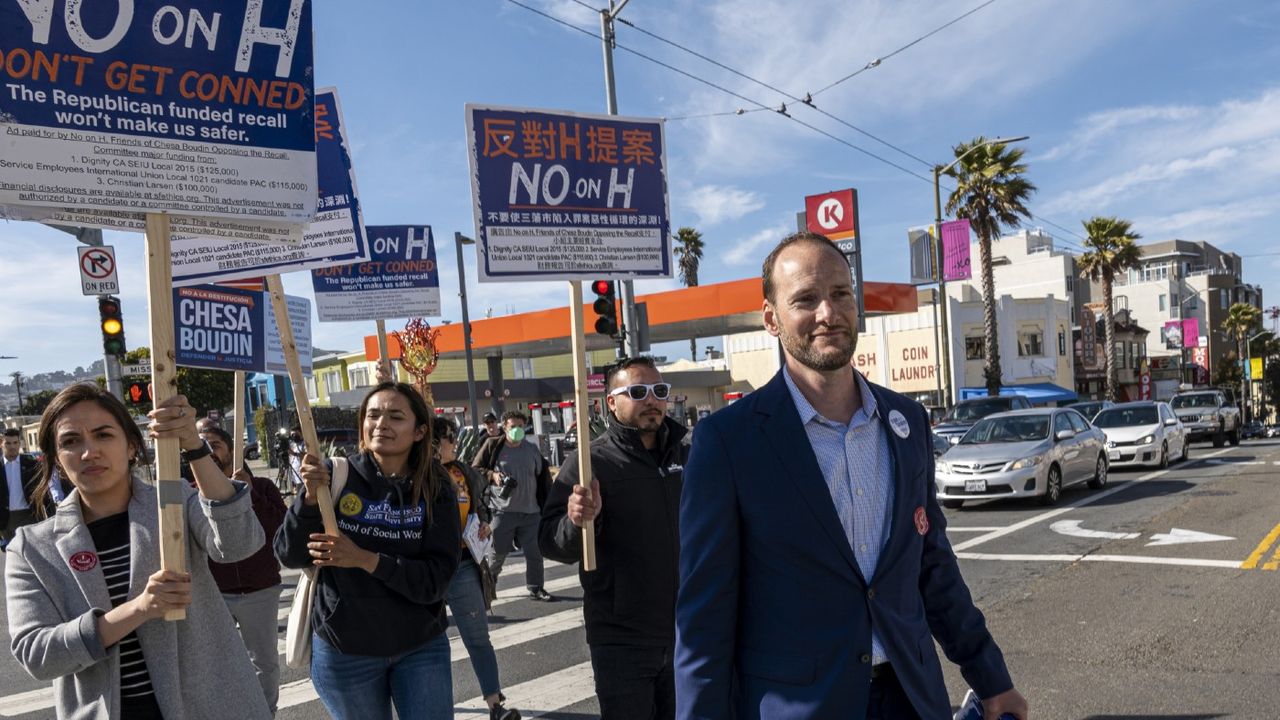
[{"xmin": 935, "ymin": 408, "xmax": 1109, "ymax": 509}]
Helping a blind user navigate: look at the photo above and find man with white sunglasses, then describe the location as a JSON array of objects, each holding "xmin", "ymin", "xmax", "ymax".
[{"xmin": 540, "ymin": 356, "xmax": 689, "ymax": 720}]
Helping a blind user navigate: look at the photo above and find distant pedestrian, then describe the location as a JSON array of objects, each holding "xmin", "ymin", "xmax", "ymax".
[
  {"xmin": 189, "ymin": 425, "xmax": 288, "ymax": 714},
  {"xmin": 435, "ymin": 417, "xmax": 521, "ymax": 720},
  {"xmin": 273, "ymin": 381, "xmax": 460, "ymax": 720},
  {"xmin": 542, "ymin": 356, "xmax": 688, "ymax": 719},
  {"xmin": 473, "ymin": 411, "xmax": 554, "ymax": 602},
  {"xmin": 5, "ymin": 383, "xmax": 270, "ymax": 719},
  {"xmin": 2, "ymin": 427, "xmax": 40, "ymax": 548},
  {"xmin": 482, "ymin": 412, "xmax": 502, "ymax": 438}
]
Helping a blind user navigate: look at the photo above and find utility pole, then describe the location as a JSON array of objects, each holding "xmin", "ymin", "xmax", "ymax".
[
  {"xmin": 599, "ymin": 0, "xmax": 639, "ymax": 357},
  {"xmin": 454, "ymin": 232, "xmax": 480, "ymax": 427}
]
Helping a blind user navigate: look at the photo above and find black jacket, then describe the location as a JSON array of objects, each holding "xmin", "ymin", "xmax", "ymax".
[
  {"xmin": 273, "ymin": 452, "xmax": 460, "ymax": 657},
  {"xmin": 471, "ymin": 436, "xmax": 553, "ymax": 512},
  {"xmin": 540, "ymin": 415, "xmax": 688, "ymax": 647},
  {"xmin": 0, "ymin": 454, "xmax": 40, "ymax": 527}
]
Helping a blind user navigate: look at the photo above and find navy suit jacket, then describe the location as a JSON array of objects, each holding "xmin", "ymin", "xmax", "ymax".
[
  {"xmin": 1, "ymin": 453, "xmax": 41, "ymax": 528},
  {"xmin": 675, "ymin": 371, "xmax": 1011, "ymax": 719}
]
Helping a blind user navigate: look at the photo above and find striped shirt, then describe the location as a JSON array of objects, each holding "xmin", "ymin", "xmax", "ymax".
[
  {"xmin": 86, "ymin": 513, "xmax": 160, "ymax": 714},
  {"xmin": 783, "ymin": 366, "xmax": 894, "ymax": 665}
]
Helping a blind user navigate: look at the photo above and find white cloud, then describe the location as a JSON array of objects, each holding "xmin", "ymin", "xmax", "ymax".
[
  {"xmin": 681, "ymin": 184, "xmax": 765, "ymax": 226},
  {"xmin": 722, "ymin": 222, "xmax": 789, "ymax": 265},
  {"xmin": 1041, "ymin": 146, "xmax": 1240, "ymax": 214}
]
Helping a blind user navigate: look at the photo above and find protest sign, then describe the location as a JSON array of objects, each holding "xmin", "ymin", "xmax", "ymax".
[
  {"xmin": 173, "ymin": 284, "xmax": 311, "ymax": 375},
  {"xmin": 0, "ymin": 0, "xmax": 317, "ymax": 225},
  {"xmin": 465, "ymin": 104, "xmax": 671, "ymax": 282},
  {"xmin": 312, "ymin": 225, "xmax": 440, "ymax": 322},
  {"xmin": 171, "ymin": 87, "xmax": 368, "ymax": 286}
]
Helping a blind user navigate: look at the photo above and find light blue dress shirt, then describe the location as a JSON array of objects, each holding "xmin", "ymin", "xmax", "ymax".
[{"xmin": 783, "ymin": 366, "xmax": 895, "ymax": 665}]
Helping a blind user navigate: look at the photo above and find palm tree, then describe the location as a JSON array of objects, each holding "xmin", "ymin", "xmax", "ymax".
[
  {"xmin": 944, "ymin": 137, "xmax": 1037, "ymax": 396},
  {"xmin": 1077, "ymin": 217, "xmax": 1144, "ymax": 402},
  {"xmin": 1223, "ymin": 302, "xmax": 1262, "ymax": 421},
  {"xmin": 673, "ymin": 226, "xmax": 705, "ymax": 360}
]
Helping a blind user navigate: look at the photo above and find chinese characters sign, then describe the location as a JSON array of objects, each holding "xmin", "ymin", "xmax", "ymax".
[
  {"xmin": 0, "ymin": 0, "xmax": 317, "ymax": 224},
  {"xmin": 465, "ymin": 105, "xmax": 671, "ymax": 282}
]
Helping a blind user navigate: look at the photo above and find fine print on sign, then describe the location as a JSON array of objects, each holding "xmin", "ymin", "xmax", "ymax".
[
  {"xmin": 312, "ymin": 225, "xmax": 441, "ymax": 322},
  {"xmin": 78, "ymin": 244, "xmax": 119, "ymax": 295},
  {"xmin": 0, "ymin": 0, "xmax": 318, "ymax": 227},
  {"xmin": 170, "ymin": 87, "xmax": 369, "ymax": 286},
  {"xmin": 465, "ymin": 104, "xmax": 672, "ymax": 282}
]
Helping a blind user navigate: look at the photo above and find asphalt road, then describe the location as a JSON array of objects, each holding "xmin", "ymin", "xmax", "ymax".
[{"xmin": 1, "ymin": 439, "xmax": 1277, "ymax": 718}]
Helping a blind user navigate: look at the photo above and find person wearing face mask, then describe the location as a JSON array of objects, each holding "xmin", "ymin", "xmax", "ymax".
[
  {"xmin": 472, "ymin": 411, "xmax": 554, "ymax": 602},
  {"xmin": 540, "ymin": 356, "xmax": 688, "ymax": 720},
  {"xmin": 273, "ymin": 381, "xmax": 461, "ymax": 720}
]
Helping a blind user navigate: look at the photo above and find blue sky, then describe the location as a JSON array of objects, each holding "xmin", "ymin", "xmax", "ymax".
[{"xmin": 5, "ymin": 0, "xmax": 1280, "ymax": 379}]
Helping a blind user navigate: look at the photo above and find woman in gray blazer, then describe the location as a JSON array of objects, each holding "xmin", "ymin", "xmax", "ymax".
[{"xmin": 4, "ymin": 383, "xmax": 271, "ymax": 720}]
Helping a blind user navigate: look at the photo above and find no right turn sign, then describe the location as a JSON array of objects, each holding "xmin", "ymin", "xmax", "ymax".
[{"xmin": 78, "ymin": 245, "xmax": 120, "ymax": 296}]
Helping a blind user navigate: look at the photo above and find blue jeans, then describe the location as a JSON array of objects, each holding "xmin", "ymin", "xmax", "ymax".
[
  {"xmin": 446, "ymin": 554, "xmax": 502, "ymax": 697},
  {"xmin": 310, "ymin": 631, "xmax": 452, "ymax": 720}
]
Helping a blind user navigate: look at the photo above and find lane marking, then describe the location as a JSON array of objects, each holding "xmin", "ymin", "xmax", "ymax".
[
  {"xmin": 1145, "ymin": 528, "xmax": 1234, "ymax": 547},
  {"xmin": 952, "ymin": 447, "xmax": 1233, "ymax": 552},
  {"xmin": 946, "ymin": 526, "xmax": 1005, "ymax": 533},
  {"xmin": 957, "ymin": 552, "xmax": 1244, "ymax": 569},
  {"xmin": 452, "ymin": 661, "xmax": 596, "ymax": 719},
  {"xmin": 1264, "ymin": 544, "xmax": 1280, "ymax": 572},
  {"xmin": 1240, "ymin": 521, "xmax": 1280, "ymax": 570},
  {"xmin": 1049, "ymin": 519, "xmax": 1139, "ymax": 540}
]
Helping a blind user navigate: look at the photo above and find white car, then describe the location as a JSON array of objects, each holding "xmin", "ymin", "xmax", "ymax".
[{"xmin": 1091, "ymin": 401, "xmax": 1188, "ymax": 469}]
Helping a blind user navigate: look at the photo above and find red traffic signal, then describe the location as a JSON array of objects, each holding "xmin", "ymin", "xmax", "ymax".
[{"xmin": 591, "ymin": 280, "xmax": 618, "ymax": 337}]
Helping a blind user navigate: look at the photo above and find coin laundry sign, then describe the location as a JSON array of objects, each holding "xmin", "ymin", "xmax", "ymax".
[{"xmin": 78, "ymin": 245, "xmax": 119, "ymax": 295}]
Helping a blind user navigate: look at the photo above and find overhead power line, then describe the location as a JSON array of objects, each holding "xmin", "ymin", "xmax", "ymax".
[{"xmin": 505, "ymin": 0, "xmax": 1087, "ymax": 249}]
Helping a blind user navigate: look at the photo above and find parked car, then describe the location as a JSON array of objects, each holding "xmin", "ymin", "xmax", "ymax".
[
  {"xmin": 1066, "ymin": 399, "xmax": 1114, "ymax": 423},
  {"xmin": 1267, "ymin": 424, "xmax": 1280, "ymax": 439},
  {"xmin": 1092, "ymin": 401, "xmax": 1188, "ymax": 469},
  {"xmin": 932, "ymin": 395, "xmax": 1034, "ymax": 446},
  {"xmin": 1169, "ymin": 389, "xmax": 1241, "ymax": 447},
  {"xmin": 1242, "ymin": 421, "xmax": 1266, "ymax": 440},
  {"xmin": 935, "ymin": 407, "xmax": 1107, "ymax": 509}
]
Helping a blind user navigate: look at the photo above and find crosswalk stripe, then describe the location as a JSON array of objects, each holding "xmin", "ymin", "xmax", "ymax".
[
  {"xmin": 0, "ymin": 687, "xmax": 51, "ymax": 717},
  {"xmin": 452, "ymin": 661, "xmax": 596, "ymax": 719}
]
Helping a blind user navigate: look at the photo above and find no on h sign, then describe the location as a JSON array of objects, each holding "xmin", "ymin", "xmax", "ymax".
[{"xmin": 78, "ymin": 245, "xmax": 120, "ymax": 296}]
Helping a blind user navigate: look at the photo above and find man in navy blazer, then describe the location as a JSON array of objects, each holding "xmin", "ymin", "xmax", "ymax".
[{"xmin": 675, "ymin": 233, "xmax": 1027, "ymax": 720}]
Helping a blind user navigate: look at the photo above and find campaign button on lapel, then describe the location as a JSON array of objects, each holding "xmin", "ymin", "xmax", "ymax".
[{"xmin": 888, "ymin": 409, "xmax": 911, "ymax": 439}]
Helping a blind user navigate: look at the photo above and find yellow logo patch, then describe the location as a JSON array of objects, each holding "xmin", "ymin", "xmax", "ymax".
[{"xmin": 338, "ymin": 492, "xmax": 363, "ymax": 517}]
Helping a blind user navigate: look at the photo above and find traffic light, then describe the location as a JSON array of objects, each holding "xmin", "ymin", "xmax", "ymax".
[
  {"xmin": 98, "ymin": 295, "xmax": 126, "ymax": 357},
  {"xmin": 125, "ymin": 381, "xmax": 151, "ymax": 406},
  {"xmin": 591, "ymin": 280, "xmax": 619, "ymax": 337}
]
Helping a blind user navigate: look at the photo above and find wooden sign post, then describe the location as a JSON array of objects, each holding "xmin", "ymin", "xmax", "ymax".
[
  {"xmin": 568, "ymin": 282, "xmax": 597, "ymax": 572},
  {"xmin": 265, "ymin": 274, "xmax": 339, "ymax": 536},
  {"xmin": 375, "ymin": 319, "xmax": 392, "ymax": 380},
  {"xmin": 144, "ymin": 214, "xmax": 187, "ymax": 621},
  {"xmin": 233, "ymin": 370, "xmax": 246, "ymax": 473}
]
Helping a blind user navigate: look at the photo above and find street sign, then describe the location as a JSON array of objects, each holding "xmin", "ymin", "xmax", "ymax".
[
  {"xmin": 121, "ymin": 363, "xmax": 153, "ymax": 377},
  {"xmin": 78, "ymin": 245, "xmax": 119, "ymax": 296}
]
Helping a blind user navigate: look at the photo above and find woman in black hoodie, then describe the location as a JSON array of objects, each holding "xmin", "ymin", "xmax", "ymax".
[{"xmin": 275, "ymin": 382, "xmax": 460, "ymax": 720}]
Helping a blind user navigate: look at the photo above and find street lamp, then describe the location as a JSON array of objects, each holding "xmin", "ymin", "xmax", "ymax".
[
  {"xmin": 454, "ymin": 232, "xmax": 480, "ymax": 429},
  {"xmin": 932, "ymin": 135, "xmax": 1029, "ymax": 408}
]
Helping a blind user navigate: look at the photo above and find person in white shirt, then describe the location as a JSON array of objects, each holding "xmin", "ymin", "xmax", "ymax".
[{"xmin": 1, "ymin": 428, "xmax": 40, "ymax": 545}]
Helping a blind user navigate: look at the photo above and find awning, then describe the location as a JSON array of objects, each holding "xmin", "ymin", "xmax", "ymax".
[{"xmin": 958, "ymin": 383, "xmax": 1078, "ymax": 404}]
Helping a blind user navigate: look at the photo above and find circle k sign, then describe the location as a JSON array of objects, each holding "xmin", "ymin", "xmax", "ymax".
[{"xmin": 804, "ymin": 189, "xmax": 858, "ymax": 240}]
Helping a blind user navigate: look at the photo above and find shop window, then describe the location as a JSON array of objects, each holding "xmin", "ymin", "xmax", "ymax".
[{"xmin": 964, "ymin": 337, "xmax": 985, "ymax": 360}]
